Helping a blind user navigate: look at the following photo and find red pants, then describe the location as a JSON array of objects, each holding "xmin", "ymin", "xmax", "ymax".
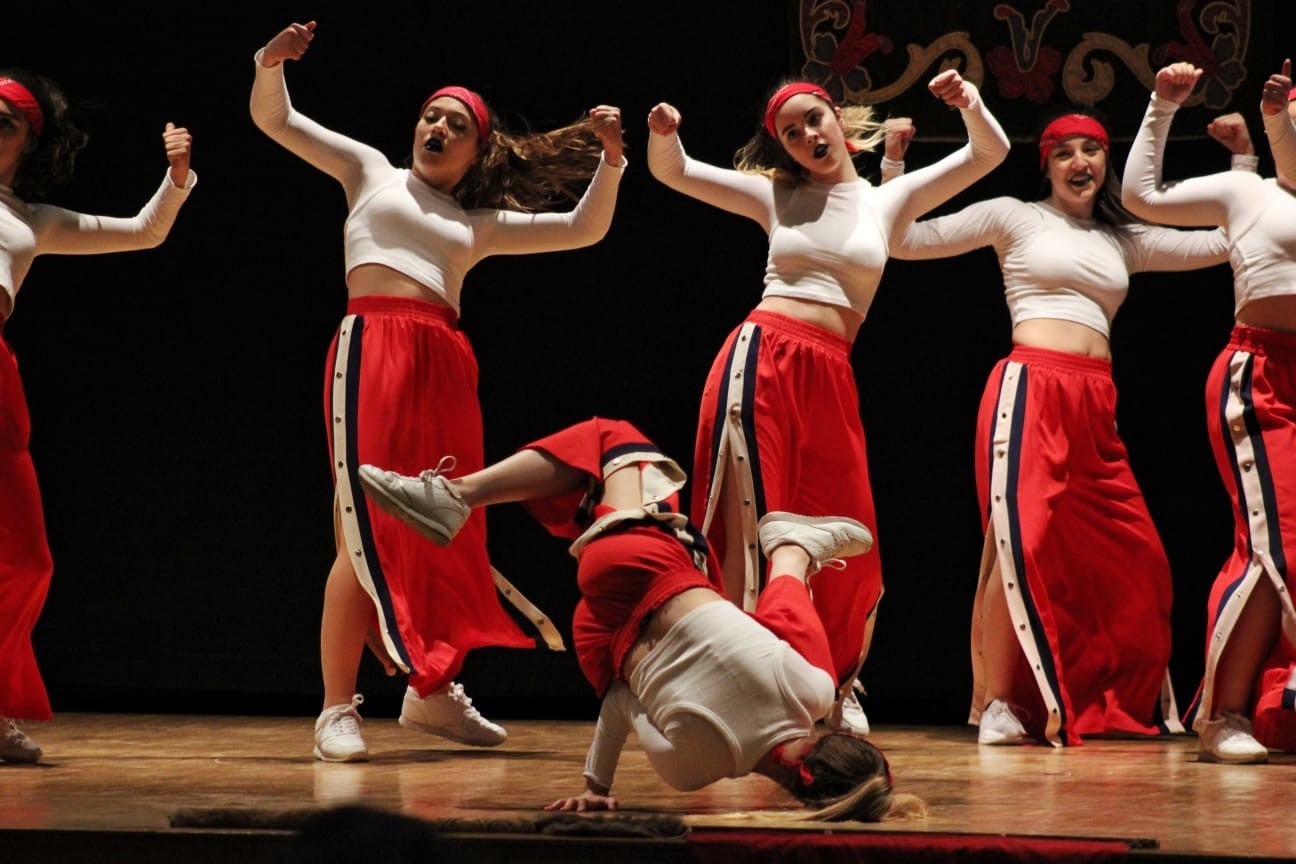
[
  {"xmin": 691, "ymin": 310, "xmax": 881, "ymax": 686},
  {"xmin": 522, "ymin": 417, "xmax": 721, "ymax": 696},
  {"xmin": 973, "ymin": 346, "xmax": 1178, "ymax": 746},
  {"xmin": 1191, "ymin": 326, "xmax": 1296, "ymax": 749},
  {"xmin": 325, "ymin": 297, "xmax": 531, "ymax": 695},
  {"xmin": 0, "ymin": 335, "xmax": 53, "ymax": 721}
]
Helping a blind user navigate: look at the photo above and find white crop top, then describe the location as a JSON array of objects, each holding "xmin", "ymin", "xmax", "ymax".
[
  {"xmin": 893, "ymin": 196, "xmax": 1229, "ymax": 336},
  {"xmin": 1123, "ymin": 94, "xmax": 1296, "ymax": 314},
  {"xmin": 582, "ymin": 601, "xmax": 834, "ymax": 792},
  {"xmin": 250, "ymin": 53, "xmax": 625, "ymax": 314},
  {"xmin": 0, "ymin": 171, "xmax": 196, "ymax": 314},
  {"xmin": 646, "ymin": 89, "xmax": 1009, "ymax": 317}
]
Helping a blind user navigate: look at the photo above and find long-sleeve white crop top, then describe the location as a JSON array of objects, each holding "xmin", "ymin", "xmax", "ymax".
[
  {"xmin": 250, "ymin": 53, "xmax": 625, "ymax": 315},
  {"xmin": 1123, "ymin": 94, "xmax": 1296, "ymax": 315},
  {"xmin": 582, "ymin": 601, "xmax": 834, "ymax": 793},
  {"xmin": 893, "ymin": 196, "xmax": 1229, "ymax": 336},
  {"xmin": 0, "ymin": 170, "xmax": 196, "ymax": 314},
  {"xmin": 646, "ymin": 89, "xmax": 1009, "ymax": 318}
]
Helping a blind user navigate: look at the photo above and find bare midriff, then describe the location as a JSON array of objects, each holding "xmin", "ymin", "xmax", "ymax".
[
  {"xmin": 345, "ymin": 263, "xmax": 452, "ymax": 308},
  {"xmin": 1236, "ymin": 295, "xmax": 1296, "ymax": 333},
  {"xmin": 755, "ymin": 295, "xmax": 864, "ymax": 342},
  {"xmin": 1012, "ymin": 318, "xmax": 1111, "ymax": 359}
]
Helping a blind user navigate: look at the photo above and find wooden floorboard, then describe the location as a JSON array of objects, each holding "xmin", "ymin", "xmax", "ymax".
[{"xmin": 1, "ymin": 713, "xmax": 1291, "ymax": 860}]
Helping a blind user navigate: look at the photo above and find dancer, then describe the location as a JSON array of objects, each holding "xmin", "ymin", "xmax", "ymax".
[
  {"xmin": 889, "ymin": 108, "xmax": 1233, "ymax": 746},
  {"xmin": 359, "ymin": 418, "xmax": 923, "ymax": 820},
  {"xmin": 646, "ymin": 73, "xmax": 1008, "ymax": 732},
  {"xmin": 1123, "ymin": 60, "xmax": 1296, "ymax": 763},
  {"xmin": 249, "ymin": 21, "xmax": 625, "ymax": 761},
  {"xmin": 0, "ymin": 69, "xmax": 195, "ymax": 762}
]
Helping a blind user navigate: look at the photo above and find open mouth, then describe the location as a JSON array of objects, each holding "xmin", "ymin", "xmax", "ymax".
[
  {"xmin": 424, "ymin": 137, "xmax": 445, "ymax": 153},
  {"xmin": 813, "ymin": 143, "xmax": 829, "ymax": 159},
  {"xmin": 1067, "ymin": 174, "xmax": 1094, "ymax": 189}
]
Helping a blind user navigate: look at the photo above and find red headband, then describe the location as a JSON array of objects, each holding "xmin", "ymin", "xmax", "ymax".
[
  {"xmin": 1038, "ymin": 114, "xmax": 1109, "ymax": 170},
  {"xmin": 0, "ymin": 78, "xmax": 44, "ymax": 139},
  {"xmin": 764, "ymin": 82, "xmax": 834, "ymax": 139},
  {"xmin": 421, "ymin": 86, "xmax": 491, "ymax": 150},
  {"xmin": 763, "ymin": 81, "xmax": 859, "ymax": 153}
]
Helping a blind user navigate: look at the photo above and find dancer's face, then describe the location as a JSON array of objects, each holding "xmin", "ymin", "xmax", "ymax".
[
  {"xmin": 1044, "ymin": 135, "xmax": 1107, "ymax": 219},
  {"xmin": 410, "ymin": 96, "xmax": 481, "ymax": 194},
  {"xmin": 774, "ymin": 94, "xmax": 854, "ymax": 184},
  {"xmin": 0, "ymin": 99, "xmax": 35, "ymax": 188}
]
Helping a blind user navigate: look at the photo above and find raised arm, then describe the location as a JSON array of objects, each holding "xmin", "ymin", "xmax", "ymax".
[
  {"xmin": 34, "ymin": 124, "xmax": 195, "ymax": 255},
  {"xmin": 1125, "ymin": 224, "xmax": 1231, "ymax": 273},
  {"xmin": 1121, "ymin": 63, "xmax": 1245, "ymax": 227},
  {"xmin": 882, "ymin": 72, "xmax": 1010, "ymax": 232},
  {"xmin": 1261, "ymin": 59, "xmax": 1296, "ymax": 182},
  {"xmin": 545, "ymin": 681, "xmax": 636, "ymax": 812},
  {"xmin": 646, "ymin": 102, "xmax": 776, "ymax": 231},
  {"xmin": 892, "ymin": 196, "xmax": 1014, "ymax": 261},
  {"xmin": 249, "ymin": 21, "xmax": 389, "ymax": 192},
  {"xmin": 469, "ymin": 109, "xmax": 626, "ymax": 259}
]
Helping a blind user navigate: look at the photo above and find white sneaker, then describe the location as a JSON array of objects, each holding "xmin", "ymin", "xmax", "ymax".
[
  {"xmin": 399, "ymin": 683, "xmax": 506, "ymax": 747},
  {"xmin": 358, "ymin": 457, "xmax": 469, "ymax": 546},
  {"xmin": 0, "ymin": 717, "xmax": 42, "ymax": 763},
  {"xmin": 756, "ymin": 512, "xmax": 874, "ymax": 572},
  {"xmin": 314, "ymin": 695, "xmax": 368, "ymax": 762},
  {"xmin": 1198, "ymin": 712, "xmax": 1268, "ymax": 764},
  {"xmin": 978, "ymin": 699, "xmax": 1027, "ymax": 745},
  {"xmin": 827, "ymin": 684, "xmax": 870, "ymax": 735}
]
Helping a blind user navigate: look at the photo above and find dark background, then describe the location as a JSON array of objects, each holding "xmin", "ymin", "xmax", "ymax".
[{"xmin": 4, "ymin": 2, "xmax": 1293, "ymax": 726}]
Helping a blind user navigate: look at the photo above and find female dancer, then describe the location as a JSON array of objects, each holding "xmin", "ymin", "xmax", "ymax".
[
  {"xmin": 1, "ymin": 69, "xmax": 195, "ymax": 762},
  {"xmin": 250, "ymin": 21, "xmax": 625, "ymax": 761},
  {"xmin": 1123, "ymin": 60, "xmax": 1296, "ymax": 763},
  {"xmin": 646, "ymin": 73, "xmax": 1009, "ymax": 732},
  {"xmin": 890, "ymin": 109, "xmax": 1232, "ymax": 747},
  {"xmin": 358, "ymin": 418, "xmax": 923, "ymax": 820}
]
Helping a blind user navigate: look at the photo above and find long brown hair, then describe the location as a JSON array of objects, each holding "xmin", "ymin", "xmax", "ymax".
[
  {"xmin": 450, "ymin": 105, "xmax": 609, "ymax": 212},
  {"xmin": 787, "ymin": 732, "xmax": 927, "ymax": 822},
  {"xmin": 0, "ymin": 68, "xmax": 89, "ymax": 201}
]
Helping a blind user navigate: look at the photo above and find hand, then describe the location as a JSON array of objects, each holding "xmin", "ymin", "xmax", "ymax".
[
  {"xmin": 589, "ymin": 105, "xmax": 623, "ymax": 165},
  {"xmin": 261, "ymin": 21, "xmax": 317, "ymax": 67},
  {"xmin": 883, "ymin": 117, "xmax": 915, "ymax": 160},
  {"xmin": 928, "ymin": 69, "xmax": 973, "ymax": 109},
  {"xmin": 1206, "ymin": 113, "xmax": 1254, "ymax": 155},
  {"xmin": 1261, "ymin": 58, "xmax": 1292, "ymax": 117},
  {"xmin": 1155, "ymin": 62, "xmax": 1202, "ymax": 105},
  {"xmin": 364, "ymin": 630, "xmax": 398, "ymax": 676},
  {"xmin": 544, "ymin": 790, "xmax": 618, "ymax": 812},
  {"xmin": 163, "ymin": 122, "xmax": 192, "ymax": 186},
  {"xmin": 647, "ymin": 102, "xmax": 681, "ymax": 136}
]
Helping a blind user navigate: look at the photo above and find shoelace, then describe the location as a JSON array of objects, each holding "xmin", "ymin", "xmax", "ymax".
[
  {"xmin": 418, "ymin": 455, "xmax": 458, "ymax": 485},
  {"xmin": 1, "ymin": 717, "xmax": 29, "ymax": 744},
  {"xmin": 326, "ymin": 695, "xmax": 364, "ymax": 738},
  {"xmin": 446, "ymin": 682, "xmax": 486, "ymax": 721}
]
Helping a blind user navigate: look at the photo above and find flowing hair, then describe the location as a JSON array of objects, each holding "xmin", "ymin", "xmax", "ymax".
[
  {"xmin": 0, "ymin": 68, "xmax": 89, "ymax": 201},
  {"xmin": 449, "ymin": 104, "xmax": 609, "ymax": 212},
  {"xmin": 734, "ymin": 82, "xmax": 886, "ymax": 185}
]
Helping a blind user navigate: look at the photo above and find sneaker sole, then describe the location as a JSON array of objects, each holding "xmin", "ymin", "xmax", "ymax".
[
  {"xmin": 399, "ymin": 714, "xmax": 506, "ymax": 747},
  {"xmin": 358, "ymin": 473, "xmax": 455, "ymax": 547},
  {"xmin": 0, "ymin": 748, "xmax": 42, "ymax": 763},
  {"xmin": 760, "ymin": 511, "xmax": 874, "ymax": 554},
  {"xmin": 313, "ymin": 746, "xmax": 369, "ymax": 763}
]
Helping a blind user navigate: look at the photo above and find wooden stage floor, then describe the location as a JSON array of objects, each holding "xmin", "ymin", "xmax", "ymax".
[{"xmin": 2, "ymin": 713, "xmax": 1292, "ymax": 861}]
